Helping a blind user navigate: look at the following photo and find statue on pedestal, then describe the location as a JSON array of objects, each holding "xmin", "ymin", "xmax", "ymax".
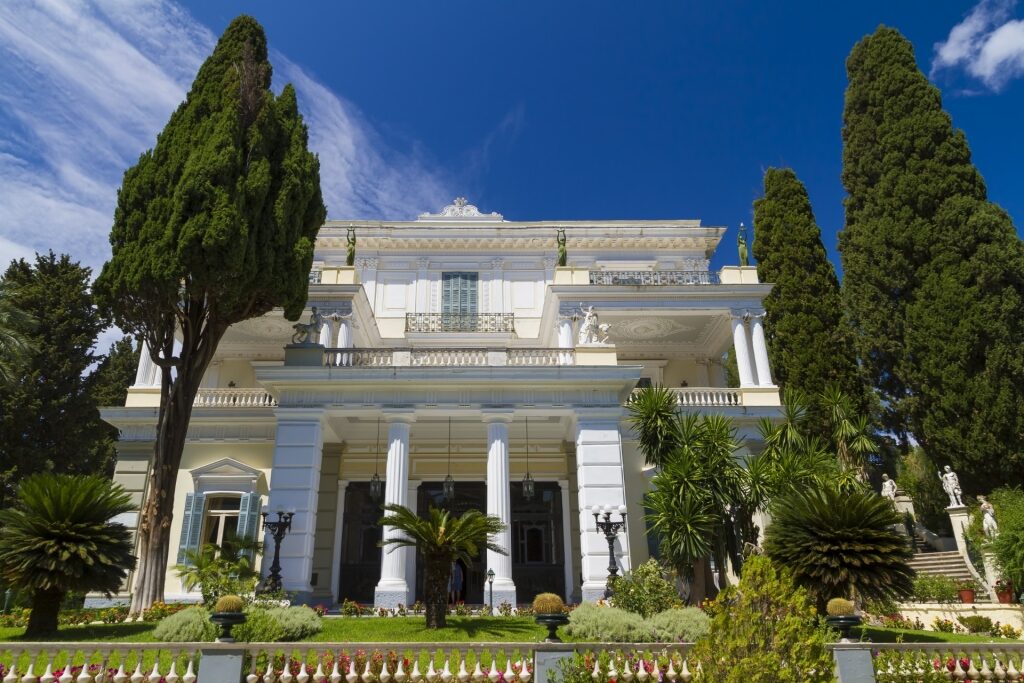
[
  {"xmin": 346, "ymin": 228, "xmax": 357, "ymax": 266},
  {"xmin": 737, "ymin": 223, "xmax": 749, "ymax": 267},
  {"xmin": 938, "ymin": 465, "xmax": 964, "ymax": 507},
  {"xmin": 556, "ymin": 228, "xmax": 567, "ymax": 267},
  {"xmin": 291, "ymin": 306, "xmax": 324, "ymax": 345},
  {"xmin": 880, "ymin": 474, "xmax": 897, "ymax": 504},
  {"xmin": 577, "ymin": 305, "xmax": 610, "ymax": 345},
  {"xmin": 979, "ymin": 496, "xmax": 999, "ymax": 538}
]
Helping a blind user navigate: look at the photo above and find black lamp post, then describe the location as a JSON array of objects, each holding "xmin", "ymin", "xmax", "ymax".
[
  {"xmin": 260, "ymin": 508, "xmax": 295, "ymax": 593},
  {"xmin": 369, "ymin": 418, "xmax": 383, "ymax": 503},
  {"xmin": 592, "ymin": 504, "xmax": 627, "ymax": 599},
  {"xmin": 443, "ymin": 417, "xmax": 456, "ymax": 503},
  {"xmin": 522, "ymin": 417, "xmax": 535, "ymax": 501},
  {"xmin": 487, "ymin": 568, "xmax": 495, "ymax": 614}
]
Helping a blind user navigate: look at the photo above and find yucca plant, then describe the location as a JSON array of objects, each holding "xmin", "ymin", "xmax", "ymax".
[
  {"xmin": 0, "ymin": 474, "xmax": 136, "ymax": 636},
  {"xmin": 379, "ymin": 505, "xmax": 505, "ymax": 628},
  {"xmin": 763, "ymin": 486, "xmax": 914, "ymax": 612}
]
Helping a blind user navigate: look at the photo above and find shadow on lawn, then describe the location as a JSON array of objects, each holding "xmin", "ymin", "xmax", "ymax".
[{"xmin": 8, "ymin": 623, "xmax": 155, "ymax": 642}]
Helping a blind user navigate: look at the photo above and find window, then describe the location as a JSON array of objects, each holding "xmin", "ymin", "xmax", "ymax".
[
  {"xmin": 202, "ymin": 495, "xmax": 242, "ymax": 548},
  {"xmin": 442, "ymin": 272, "xmax": 478, "ymax": 315},
  {"xmin": 177, "ymin": 491, "xmax": 262, "ymax": 564}
]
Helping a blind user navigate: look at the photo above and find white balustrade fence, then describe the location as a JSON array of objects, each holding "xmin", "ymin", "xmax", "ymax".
[
  {"xmin": 833, "ymin": 642, "xmax": 1024, "ymax": 682},
  {"xmin": 410, "ymin": 349, "xmax": 488, "ymax": 367},
  {"xmin": 326, "ymin": 348, "xmax": 395, "ymax": 368},
  {"xmin": 323, "ymin": 349, "xmax": 575, "ymax": 368},
  {"xmin": 0, "ymin": 644, "xmax": 200, "ymax": 683},
  {"xmin": 193, "ymin": 388, "xmax": 277, "ymax": 408},
  {"xmin": 628, "ymin": 388, "xmax": 743, "ymax": 408},
  {"xmin": 507, "ymin": 350, "xmax": 574, "ymax": 367}
]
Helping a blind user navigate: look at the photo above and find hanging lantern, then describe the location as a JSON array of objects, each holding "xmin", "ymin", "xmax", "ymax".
[
  {"xmin": 443, "ymin": 417, "xmax": 456, "ymax": 503},
  {"xmin": 370, "ymin": 418, "xmax": 383, "ymax": 502},
  {"xmin": 522, "ymin": 417, "xmax": 535, "ymax": 501}
]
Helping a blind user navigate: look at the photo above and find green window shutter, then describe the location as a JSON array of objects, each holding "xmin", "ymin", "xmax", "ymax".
[
  {"xmin": 442, "ymin": 272, "xmax": 478, "ymax": 315},
  {"xmin": 176, "ymin": 492, "xmax": 207, "ymax": 565},
  {"xmin": 237, "ymin": 492, "xmax": 263, "ymax": 541}
]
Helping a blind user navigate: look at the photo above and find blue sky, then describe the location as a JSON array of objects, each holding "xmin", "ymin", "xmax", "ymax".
[{"xmin": 1, "ymin": 1, "xmax": 1022, "ymax": 275}]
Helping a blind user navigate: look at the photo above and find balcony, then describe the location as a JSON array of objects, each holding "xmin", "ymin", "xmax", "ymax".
[
  {"xmin": 323, "ymin": 348, "xmax": 581, "ymax": 368},
  {"xmin": 308, "ymin": 270, "xmax": 322, "ymax": 284},
  {"xmin": 193, "ymin": 388, "xmax": 277, "ymax": 408},
  {"xmin": 588, "ymin": 270, "xmax": 719, "ymax": 286},
  {"xmin": 405, "ymin": 313, "xmax": 515, "ymax": 333},
  {"xmin": 627, "ymin": 386, "xmax": 780, "ymax": 409}
]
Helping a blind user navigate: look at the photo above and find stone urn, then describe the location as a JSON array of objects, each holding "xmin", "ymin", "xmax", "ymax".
[
  {"xmin": 824, "ymin": 598, "xmax": 862, "ymax": 641},
  {"xmin": 532, "ymin": 593, "xmax": 569, "ymax": 643},
  {"xmin": 210, "ymin": 595, "xmax": 247, "ymax": 643}
]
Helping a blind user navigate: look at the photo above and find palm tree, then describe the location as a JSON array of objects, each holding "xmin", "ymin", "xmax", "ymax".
[
  {"xmin": 0, "ymin": 474, "xmax": 136, "ymax": 636},
  {"xmin": 175, "ymin": 536, "xmax": 261, "ymax": 607},
  {"xmin": 819, "ymin": 384, "xmax": 875, "ymax": 479},
  {"xmin": 763, "ymin": 486, "xmax": 914, "ymax": 612},
  {"xmin": 0, "ymin": 281, "xmax": 32, "ymax": 387},
  {"xmin": 379, "ymin": 505, "xmax": 505, "ymax": 628}
]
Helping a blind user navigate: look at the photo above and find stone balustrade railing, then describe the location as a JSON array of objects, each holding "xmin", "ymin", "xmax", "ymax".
[
  {"xmin": 833, "ymin": 642, "xmax": 1024, "ymax": 682},
  {"xmin": 193, "ymin": 388, "xmax": 278, "ymax": 408},
  {"xmin": 507, "ymin": 349, "xmax": 575, "ymax": 366},
  {"xmin": 588, "ymin": 270, "xmax": 719, "ymax": 286},
  {"xmin": 411, "ymin": 348, "xmax": 489, "ymax": 367},
  {"xmin": 324, "ymin": 348, "xmax": 576, "ymax": 368},
  {"xmin": 0, "ymin": 644, "xmax": 200, "ymax": 683},
  {"xmin": 629, "ymin": 387, "xmax": 743, "ymax": 408}
]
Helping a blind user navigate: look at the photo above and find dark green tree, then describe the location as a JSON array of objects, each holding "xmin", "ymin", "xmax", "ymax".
[
  {"xmin": 752, "ymin": 168, "xmax": 863, "ymax": 412},
  {"xmin": 0, "ymin": 253, "xmax": 110, "ymax": 507},
  {"xmin": 839, "ymin": 26, "xmax": 1024, "ymax": 487},
  {"xmin": 0, "ymin": 474, "xmax": 135, "ymax": 636},
  {"xmin": 93, "ymin": 15, "xmax": 326, "ymax": 613},
  {"xmin": 0, "ymin": 281, "xmax": 31, "ymax": 387}
]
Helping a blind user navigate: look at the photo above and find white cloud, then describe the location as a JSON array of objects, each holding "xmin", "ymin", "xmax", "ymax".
[
  {"xmin": 933, "ymin": 0, "xmax": 1024, "ymax": 91},
  {"xmin": 0, "ymin": 0, "xmax": 449, "ymax": 275}
]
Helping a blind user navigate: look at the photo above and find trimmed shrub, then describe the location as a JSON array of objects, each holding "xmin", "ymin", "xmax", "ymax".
[
  {"xmin": 957, "ymin": 615, "xmax": 994, "ymax": 634},
  {"xmin": 609, "ymin": 559, "xmax": 681, "ymax": 618},
  {"xmin": 214, "ymin": 595, "xmax": 246, "ymax": 613},
  {"xmin": 266, "ymin": 606, "xmax": 322, "ymax": 641},
  {"xmin": 911, "ymin": 575, "xmax": 958, "ymax": 603},
  {"xmin": 152, "ymin": 607, "xmax": 217, "ymax": 643},
  {"xmin": 648, "ymin": 607, "xmax": 710, "ymax": 642},
  {"xmin": 532, "ymin": 593, "xmax": 565, "ymax": 614},
  {"xmin": 233, "ymin": 607, "xmax": 284, "ymax": 643},
  {"xmin": 565, "ymin": 602, "xmax": 654, "ymax": 642}
]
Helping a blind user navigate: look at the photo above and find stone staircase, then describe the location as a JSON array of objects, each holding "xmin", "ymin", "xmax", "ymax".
[{"xmin": 908, "ymin": 550, "xmax": 991, "ymax": 602}]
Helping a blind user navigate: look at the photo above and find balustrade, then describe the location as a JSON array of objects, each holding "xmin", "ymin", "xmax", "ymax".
[
  {"xmin": 410, "ymin": 348, "xmax": 488, "ymax": 367},
  {"xmin": 0, "ymin": 644, "xmax": 199, "ymax": 683},
  {"xmin": 833, "ymin": 642, "xmax": 1024, "ymax": 682},
  {"xmin": 193, "ymin": 388, "xmax": 277, "ymax": 408},
  {"xmin": 588, "ymin": 270, "xmax": 719, "ymax": 286},
  {"xmin": 628, "ymin": 387, "xmax": 742, "ymax": 408},
  {"xmin": 405, "ymin": 314, "xmax": 515, "ymax": 333},
  {"xmin": 325, "ymin": 348, "xmax": 394, "ymax": 368},
  {"xmin": 507, "ymin": 349, "xmax": 574, "ymax": 366}
]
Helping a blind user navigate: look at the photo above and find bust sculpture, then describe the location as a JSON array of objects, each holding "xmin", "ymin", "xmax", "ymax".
[
  {"xmin": 880, "ymin": 474, "xmax": 897, "ymax": 503},
  {"xmin": 979, "ymin": 496, "xmax": 999, "ymax": 538},
  {"xmin": 938, "ymin": 465, "xmax": 964, "ymax": 507}
]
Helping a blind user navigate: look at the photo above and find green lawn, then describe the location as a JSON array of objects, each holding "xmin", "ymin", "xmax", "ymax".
[
  {"xmin": 0, "ymin": 622, "xmax": 158, "ymax": 643},
  {"xmin": 855, "ymin": 625, "xmax": 1009, "ymax": 644},
  {"xmin": 312, "ymin": 616, "xmax": 549, "ymax": 642}
]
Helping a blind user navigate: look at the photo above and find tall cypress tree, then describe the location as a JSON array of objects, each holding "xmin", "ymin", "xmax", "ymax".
[
  {"xmin": 840, "ymin": 26, "xmax": 1024, "ymax": 488},
  {"xmin": 752, "ymin": 168, "xmax": 863, "ymax": 407},
  {"xmin": 94, "ymin": 16, "xmax": 325, "ymax": 611}
]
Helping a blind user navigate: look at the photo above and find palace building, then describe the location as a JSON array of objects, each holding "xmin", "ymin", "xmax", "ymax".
[{"xmin": 102, "ymin": 198, "xmax": 781, "ymax": 608}]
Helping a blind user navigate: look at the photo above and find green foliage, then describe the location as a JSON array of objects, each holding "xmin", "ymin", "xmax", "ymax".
[
  {"xmin": 266, "ymin": 606, "xmax": 322, "ymax": 641},
  {"xmin": 897, "ymin": 448, "xmax": 952, "ymax": 535},
  {"xmin": 0, "ymin": 473, "xmax": 136, "ymax": 636},
  {"xmin": 379, "ymin": 504, "xmax": 506, "ymax": 628},
  {"xmin": 691, "ymin": 555, "xmax": 833, "ymax": 682},
  {"xmin": 911, "ymin": 575, "xmax": 958, "ymax": 603},
  {"xmin": 214, "ymin": 595, "xmax": 246, "ymax": 613},
  {"xmin": 531, "ymin": 593, "xmax": 565, "ymax": 614},
  {"xmin": 957, "ymin": 615, "xmax": 993, "ymax": 634},
  {"xmin": 609, "ymin": 559, "xmax": 681, "ymax": 618},
  {"xmin": 93, "ymin": 14, "xmax": 326, "ymax": 611},
  {"xmin": 233, "ymin": 606, "xmax": 285, "ymax": 643},
  {"xmin": 826, "ymin": 598, "xmax": 854, "ymax": 616},
  {"xmin": 840, "ymin": 26, "xmax": 1024, "ymax": 486},
  {"xmin": 564, "ymin": 603, "xmax": 653, "ymax": 642},
  {"xmin": 978, "ymin": 488, "xmax": 1024, "ymax": 588},
  {"xmin": 175, "ymin": 541, "xmax": 260, "ymax": 608},
  {"xmin": 763, "ymin": 487, "xmax": 914, "ymax": 609},
  {"xmin": 0, "ymin": 253, "xmax": 115, "ymax": 506},
  {"xmin": 0, "ymin": 280, "xmax": 31, "ymax": 388},
  {"xmin": 151, "ymin": 606, "xmax": 218, "ymax": 642},
  {"xmin": 648, "ymin": 607, "xmax": 710, "ymax": 642},
  {"xmin": 752, "ymin": 168, "xmax": 864, "ymax": 413}
]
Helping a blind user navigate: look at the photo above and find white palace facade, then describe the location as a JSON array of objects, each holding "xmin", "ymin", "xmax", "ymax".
[{"xmin": 103, "ymin": 198, "xmax": 781, "ymax": 608}]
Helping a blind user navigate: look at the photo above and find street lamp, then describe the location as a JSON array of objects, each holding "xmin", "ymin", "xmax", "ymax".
[
  {"xmin": 487, "ymin": 568, "xmax": 495, "ymax": 614},
  {"xmin": 592, "ymin": 504, "xmax": 627, "ymax": 599},
  {"xmin": 260, "ymin": 507, "xmax": 295, "ymax": 593}
]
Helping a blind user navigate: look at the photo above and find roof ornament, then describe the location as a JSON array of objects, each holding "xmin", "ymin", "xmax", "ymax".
[{"xmin": 418, "ymin": 197, "xmax": 503, "ymax": 221}]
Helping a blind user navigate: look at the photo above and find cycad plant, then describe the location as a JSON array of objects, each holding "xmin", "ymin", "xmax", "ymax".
[
  {"xmin": 379, "ymin": 505, "xmax": 505, "ymax": 628},
  {"xmin": 0, "ymin": 474, "xmax": 136, "ymax": 636},
  {"xmin": 763, "ymin": 486, "xmax": 914, "ymax": 612},
  {"xmin": 175, "ymin": 536, "xmax": 261, "ymax": 608}
]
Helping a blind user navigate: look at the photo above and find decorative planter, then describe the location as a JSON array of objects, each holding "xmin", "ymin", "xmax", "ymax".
[
  {"xmin": 997, "ymin": 590, "xmax": 1015, "ymax": 604},
  {"xmin": 210, "ymin": 611, "xmax": 247, "ymax": 642},
  {"xmin": 958, "ymin": 589, "xmax": 976, "ymax": 604},
  {"xmin": 825, "ymin": 615, "xmax": 863, "ymax": 641},
  {"xmin": 534, "ymin": 613, "xmax": 569, "ymax": 642}
]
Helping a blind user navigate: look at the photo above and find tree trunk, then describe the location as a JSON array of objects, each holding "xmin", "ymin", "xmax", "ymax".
[
  {"xmin": 25, "ymin": 588, "xmax": 64, "ymax": 637},
  {"xmin": 423, "ymin": 557, "xmax": 449, "ymax": 629}
]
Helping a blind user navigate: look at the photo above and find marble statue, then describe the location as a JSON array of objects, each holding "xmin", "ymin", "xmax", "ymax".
[
  {"xmin": 346, "ymin": 228, "xmax": 357, "ymax": 266},
  {"xmin": 578, "ymin": 306, "xmax": 605, "ymax": 345},
  {"xmin": 980, "ymin": 496, "xmax": 999, "ymax": 538},
  {"xmin": 880, "ymin": 474, "xmax": 897, "ymax": 503},
  {"xmin": 737, "ymin": 223, "xmax": 749, "ymax": 267},
  {"xmin": 292, "ymin": 306, "xmax": 324, "ymax": 345},
  {"xmin": 556, "ymin": 228, "xmax": 567, "ymax": 267},
  {"xmin": 938, "ymin": 465, "xmax": 964, "ymax": 507}
]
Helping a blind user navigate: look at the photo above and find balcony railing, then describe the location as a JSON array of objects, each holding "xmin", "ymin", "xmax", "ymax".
[
  {"xmin": 324, "ymin": 348, "xmax": 576, "ymax": 368},
  {"xmin": 508, "ymin": 348, "xmax": 574, "ymax": 366},
  {"xmin": 193, "ymin": 388, "xmax": 277, "ymax": 408},
  {"xmin": 308, "ymin": 270, "xmax": 322, "ymax": 284},
  {"xmin": 405, "ymin": 313, "xmax": 515, "ymax": 333},
  {"xmin": 588, "ymin": 270, "xmax": 719, "ymax": 285},
  {"xmin": 630, "ymin": 386, "xmax": 742, "ymax": 408}
]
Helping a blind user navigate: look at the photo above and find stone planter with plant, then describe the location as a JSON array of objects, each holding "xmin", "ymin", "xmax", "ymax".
[
  {"xmin": 532, "ymin": 593, "xmax": 568, "ymax": 642},
  {"xmin": 957, "ymin": 579, "xmax": 977, "ymax": 604},
  {"xmin": 823, "ymin": 598, "xmax": 861, "ymax": 641},
  {"xmin": 995, "ymin": 579, "xmax": 1015, "ymax": 604},
  {"xmin": 210, "ymin": 595, "xmax": 247, "ymax": 642}
]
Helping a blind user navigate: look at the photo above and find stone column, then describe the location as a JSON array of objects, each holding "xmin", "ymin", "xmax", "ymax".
[
  {"xmin": 730, "ymin": 311, "xmax": 756, "ymax": 388},
  {"xmin": 484, "ymin": 412, "xmax": 516, "ymax": 611},
  {"xmin": 133, "ymin": 343, "xmax": 160, "ymax": 387},
  {"xmin": 557, "ymin": 315, "xmax": 575, "ymax": 366},
  {"xmin": 575, "ymin": 409, "xmax": 631, "ymax": 602},
  {"xmin": 335, "ymin": 314, "xmax": 353, "ymax": 367},
  {"xmin": 265, "ymin": 408, "xmax": 325, "ymax": 602},
  {"xmin": 330, "ymin": 482, "xmax": 348, "ymax": 602},
  {"xmin": 749, "ymin": 311, "xmax": 774, "ymax": 386},
  {"xmin": 374, "ymin": 414, "xmax": 414, "ymax": 608}
]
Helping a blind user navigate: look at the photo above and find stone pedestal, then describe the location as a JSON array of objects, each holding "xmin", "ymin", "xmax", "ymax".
[
  {"xmin": 947, "ymin": 505, "xmax": 970, "ymax": 563},
  {"xmin": 284, "ymin": 343, "xmax": 325, "ymax": 367}
]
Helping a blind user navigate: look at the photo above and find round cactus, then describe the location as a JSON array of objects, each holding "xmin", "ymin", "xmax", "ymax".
[
  {"xmin": 214, "ymin": 595, "xmax": 246, "ymax": 613},
  {"xmin": 826, "ymin": 597, "xmax": 855, "ymax": 617},
  {"xmin": 532, "ymin": 592, "xmax": 566, "ymax": 614}
]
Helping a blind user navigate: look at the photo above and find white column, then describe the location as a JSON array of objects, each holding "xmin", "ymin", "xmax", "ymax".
[
  {"xmin": 484, "ymin": 412, "xmax": 516, "ymax": 611},
  {"xmin": 331, "ymin": 481, "xmax": 348, "ymax": 602},
  {"xmin": 730, "ymin": 311, "xmax": 756, "ymax": 388},
  {"xmin": 749, "ymin": 312, "xmax": 774, "ymax": 386},
  {"xmin": 559, "ymin": 479, "xmax": 574, "ymax": 604},
  {"xmin": 265, "ymin": 408, "xmax": 325, "ymax": 600},
  {"xmin": 374, "ymin": 414, "xmax": 414, "ymax": 608},
  {"xmin": 133, "ymin": 343, "xmax": 160, "ymax": 387},
  {"xmin": 557, "ymin": 315, "xmax": 575, "ymax": 366},
  {"xmin": 575, "ymin": 410, "xmax": 632, "ymax": 602},
  {"xmin": 335, "ymin": 315, "xmax": 353, "ymax": 367}
]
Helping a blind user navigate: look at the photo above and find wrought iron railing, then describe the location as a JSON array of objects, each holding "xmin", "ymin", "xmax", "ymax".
[
  {"xmin": 321, "ymin": 348, "xmax": 576, "ymax": 367},
  {"xmin": 588, "ymin": 270, "xmax": 719, "ymax": 286},
  {"xmin": 405, "ymin": 313, "xmax": 515, "ymax": 333},
  {"xmin": 308, "ymin": 270, "xmax": 322, "ymax": 284}
]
